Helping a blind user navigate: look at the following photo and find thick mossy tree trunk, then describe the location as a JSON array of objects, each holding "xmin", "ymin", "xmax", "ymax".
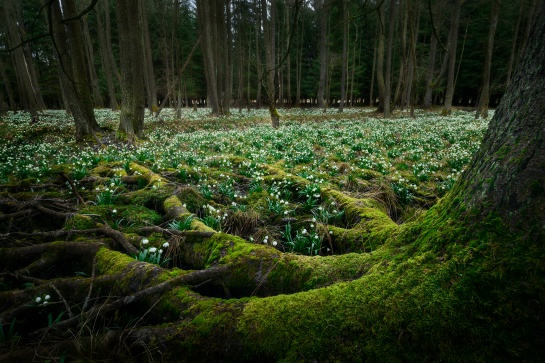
[{"xmin": 116, "ymin": 0, "xmax": 145, "ymax": 142}]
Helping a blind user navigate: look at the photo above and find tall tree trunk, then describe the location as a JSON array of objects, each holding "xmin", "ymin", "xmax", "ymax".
[
  {"xmin": 316, "ymin": 0, "xmax": 328, "ymax": 110},
  {"xmin": 423, "ymin": 0, "xmax": 444, "ymax": 108},
  {"xmin": 338, "ymin": 0, "xmax": 348, "ymax": 112},
  {"xmin": 407, "ymin": 0, "xmax": 420, "ymax": 117},
  {"xmin": 295, "ymin": 7, "xmax": 303, "ymax": 107},
  {"xmin": 475, "ymin": 0, "xmax": 499, "ymax": 119},
  {"xmin": 82, "ymin": 17, "xmax": 104, "ymax": 107},
  {"xmin": 0, "ymin": 59, "xmax": 16, "ymax": 110},
  {"xmin": 441, "ymin": 0, "xmax": 461, "ymax": 115},
  {"xmin": 384, "ymin": 0, "xmax": 398, "ymax": 117},
  {"xmin": 261, "ymin": 0, "xmax": 279, "ymax": 128},
  {"xmin": 116, "ymin": 0, "xmax": 145, "ymax": 142},
  {"xmin": 455, "ymin": 0, "xmax": 545, "ymax": 238},
  {"xmin": 139, "ymin": 0, "xmax": 158, "ymax": 112},
  {"xmin": 369, "ymin": 23, "xmax": 377, "ymax": 106},
  {"xmin": 375, "ymin": 2, "xmax": 386, "ymax": 113},
  {"xmin": 285, "ymin": 1, "xmax": 292, "ymax": 107},
  {"xmin": 4, "ymin": 0, "xmax": 45, "ymax": 115},
  {"xmin": 96, "ymin": 0, "xmax": 119, "ymax": 110},
  {"xmin": 254, "ymin": 0, "xmax": 263, "ymax": 109},
  {"xmin": 197, "ymin": 0, "xmax": 220, "ymax": 114},
  {"xmin": 50, "ymin": 0, "xmax": 101, "ymax": 141},
  {"xmin": 349, "ymin": 24, "xmax": 358, "ymax": 108},
  {"xmin": 223, "ymin": 0, "xmax": 233, "ymax": 115}
]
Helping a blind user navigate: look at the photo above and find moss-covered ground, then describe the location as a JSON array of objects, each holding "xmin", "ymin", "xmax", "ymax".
[{"xmin": 1, "ymin": 107, "xmax": 542, "ymax": 362}]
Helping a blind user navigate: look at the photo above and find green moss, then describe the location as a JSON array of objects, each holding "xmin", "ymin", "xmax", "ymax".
[
  {"xmin": 121, "ymin": 205, "xmax": 162, "ymax": 226},
  {"xmin": 90, "ymin": 162, "xmax": 126, "ymax": 177},
  {"xmin": 95, "ymin": 247, "xmax": 136, "ymax": 275},
  {"xmin": 129, "ymin": 162, "xmax": 163, "ymax": 187},
  {"xmin": 64, "ymin": 214, "xmax": 96, "ymax": 230}
]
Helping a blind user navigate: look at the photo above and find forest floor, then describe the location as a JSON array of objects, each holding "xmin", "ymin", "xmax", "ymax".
[{"xmin": 0, "ymin": 107, "xmax": 490, "ymax": 361}]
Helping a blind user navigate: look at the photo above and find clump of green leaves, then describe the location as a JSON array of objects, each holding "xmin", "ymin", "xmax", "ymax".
[
  {"xmin": 282, "ymin": 222, "xmax": 323, "ymax": 256},
  {"xmin": 168, "ymin": 215, "xmax": 194, "ymax": 231},
  {"xmin": 135, "ymin": 238, "xmax": 169, "ymax": 266}
]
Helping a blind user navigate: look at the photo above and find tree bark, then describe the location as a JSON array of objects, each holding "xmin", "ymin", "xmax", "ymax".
[
  {"xmin": 505, "ymin": 3, "xmax": 522, "ymax": 91},
  {"xmin": 49, "ymin": 0, "xmax": 101, "ymax": 141},
  {"xmin": 0, "ymin": 59, "xmax": 16, "ymax": 110},
  {"xmin": 441, "ymin": 0, "xmax": 461, "ymax": 115},
  {"xmin": 139, "ymin": 0, "xmax": 158, "ymax": 112},
  {"xmin": 316, "ymin": 0, "xmax": 328, "ymax": 110},
  {"xmin": 254, "ymin": 0, "xmax": 263, "ymax": 109},
  {"xmin": 423, "ymin": 0, "xmax": 444, "ymax": 108},
  {"xmin": 3, "ymin": 0, "xmax": 46, "ymax": 115},
  {"xmin": 338, "ymin": 0, "xmax": 348, "ymax": 112},
  {"xmin": 375, "ymin": 2, "xmax": 386, "ymax": 113},
  {"xmin": 96, "ymin": 0, "xmax": 119, "ymax": 110},
  {"xmin": 197, "ymin": 0, "xmax": 220, "ymax": 115},
  {"xmin": 384, "ymin": 0, "xmax": 397, "ymax": 117},
  {"xmin": 116, "ymin": 0, "xmax": 146, "ymax": 141},
  {"xmin": 475, "ymin": 0, "xmax": 499, "ymax": 119},
  {"xmin": 82, "ymin": 16, "xmax": 104, "ymax": 108},
  {"xmin": 262, "ymin": 0, "xmax": 279, "ymax": 128}
]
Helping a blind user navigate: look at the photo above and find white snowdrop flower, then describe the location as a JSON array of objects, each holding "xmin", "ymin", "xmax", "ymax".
[
  {"xmin": 329, "ymin": 231, "xmax": 333, "ymax": 234},
  {"xmin": 110, "ymin": 182, "xmax": 115, "ymax": 187},
  {"xmin": 142, "ymin": 238, "xmax": 149, "ymax": 245},
  {"xmin": 163, "ymin": 242, "xmax": 169, "ymax": 248},
  {"xmin": 45, "ymin": 295, "xmax": 50, "ymax": 301},
  {"xmin": 159, "ymin": 249, "xmax": 163, "ymax": 254},
  {"xmin": 35, "ymin": 297, "xmax": 42, "ymax": 303},
  {"xmin": 312, "ymin": 217, "xmax": 316, "ymax": 222},
  {"xmin": 272, "ymin": 241, "xmax": 278, "ymax": 246},
  {"xmin": 284, "ymin": 210, "xmax": 289, "ymax": 215},
  {"xmin": 112, "ymin": 209, "xmax": 117, "ymax": 214},
  {"xmin": 302, "ymin": 229, "xmax": 308, "ymax": 235},
  {"xmin": 250, "ymin": 237, "xmax": 254, "ymax": 241},
  {"xmin": 43, "ymin": 301, "xmax": 48, "ymax": 305},
  {"xmin": 331, "ymin": 201, "xmax": 335, "ymax": 205},
  {"xmin": 314, "ymin": 235, "xmax": 319, "ymax": 239},
  {"xmin": 149, "ymin": 247, "xmax": 157, "ymax": 253},
  {"xmin": 95, "ymin": 187, "xmax": 100, "ymax": 191}
]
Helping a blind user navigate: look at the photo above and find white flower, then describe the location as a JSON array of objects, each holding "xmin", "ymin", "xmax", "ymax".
[
  {"xmin": 159, "ymin": 249, "xmax": 163, "ymax": 254},
  {"xmin": 312, "ymin": 217, "xmax": 316, "ymax": 222},
  {"xmin": 44, "ymin": 295, "xmax": 51, "ymax": 301},
  {"xmin": 272, "ymin": 241, "xmax": 278, "ymax": 246},
  {"xmin": 162, "ymin": 242, "xmax": 169, "ymax": 248},
  {"xmin": 35, "ymin": 297, "xmax": 42, "ymax": 303},
  {"xmin": 142, "ymin": 238, "xmax": 149, "ymax": 245},
  {"xmin": 112, "ymin": 209, "xmax": 117, "ymax": 214},
  {"xmin": 149, "ymin": 247, "xmax": 157, "ymax": 253},
  {"xmin": 302, "ymin": 229, "xmax": 308, "ymax": 235}
]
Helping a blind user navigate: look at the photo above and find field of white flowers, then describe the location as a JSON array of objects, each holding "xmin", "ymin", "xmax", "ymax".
[{"xmin": 0, "ymin": 107, "xmax": 489, "ymax": 255}]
